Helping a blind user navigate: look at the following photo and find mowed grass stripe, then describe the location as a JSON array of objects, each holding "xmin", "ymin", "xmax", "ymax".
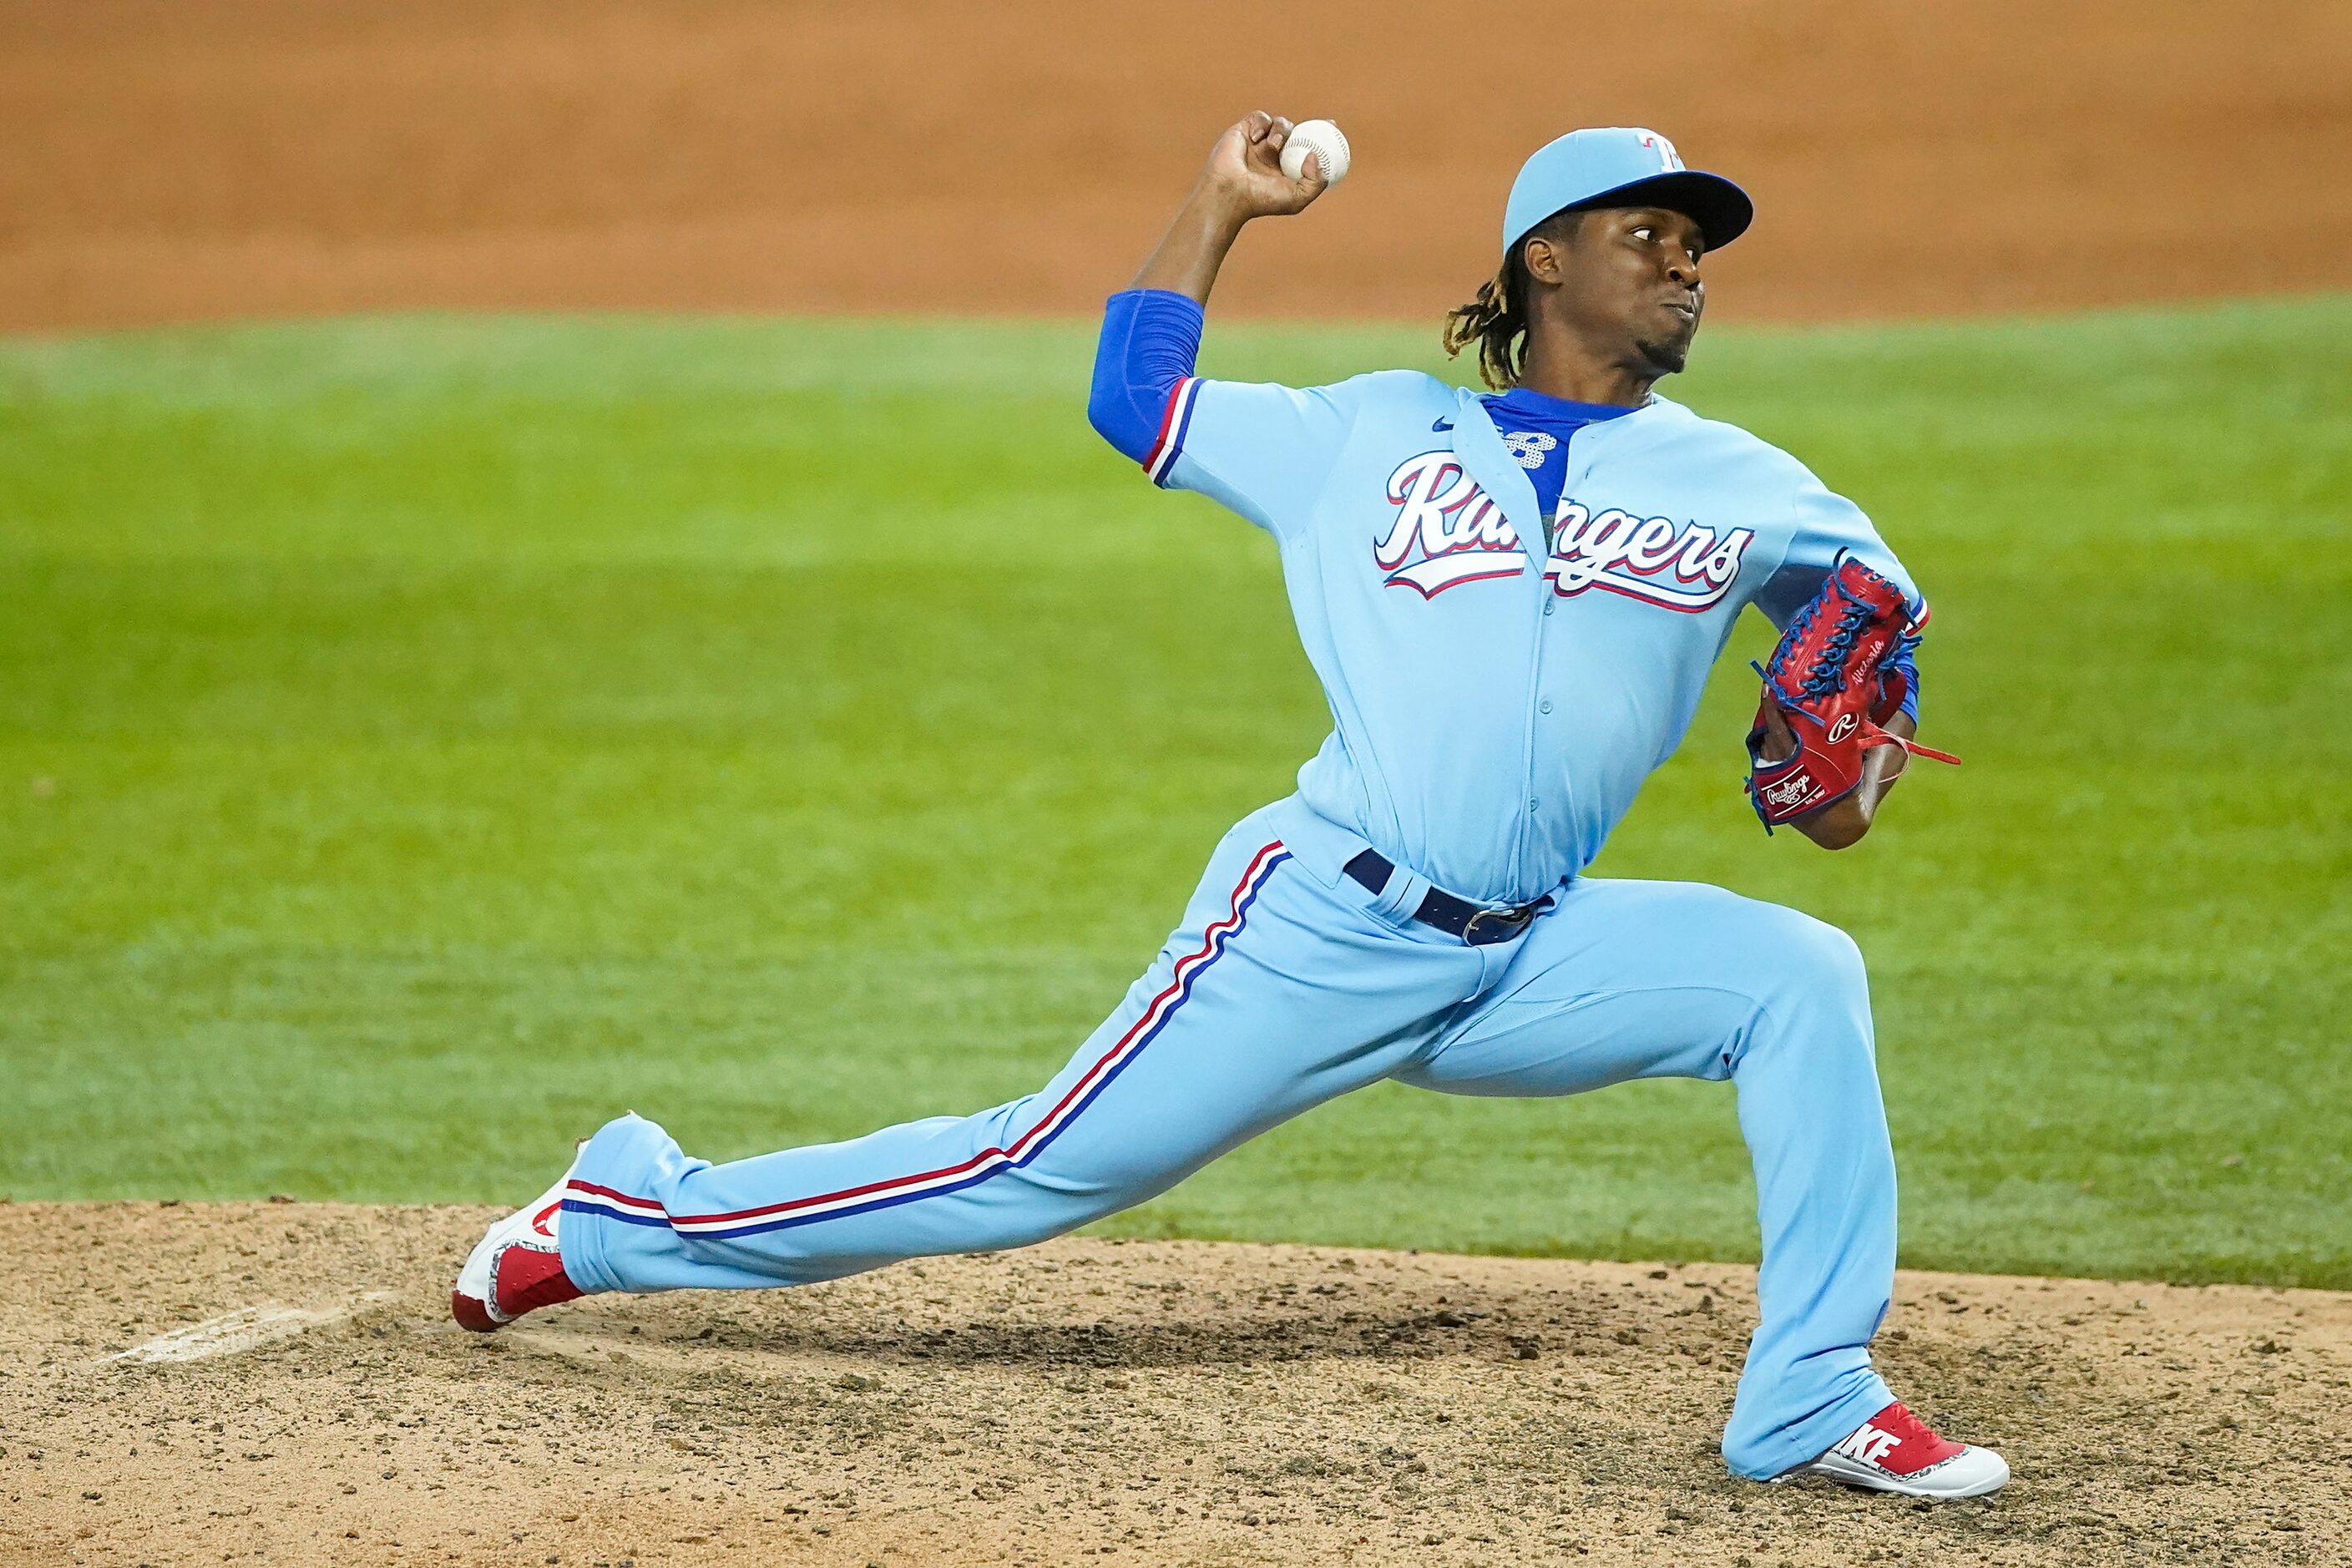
[{"xmin": 1, "ymin": 300, "xmax": 2346, "ymax": 1287}]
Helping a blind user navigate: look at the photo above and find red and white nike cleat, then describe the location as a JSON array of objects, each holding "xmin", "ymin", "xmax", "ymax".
[
  {"xmin": 450, "ymin": 1151, "xmax": 589, "ymax": 1333},
  {"xmin": 1785, "ymin": 1400, "xmax": 2010, "ymax": 1500}
]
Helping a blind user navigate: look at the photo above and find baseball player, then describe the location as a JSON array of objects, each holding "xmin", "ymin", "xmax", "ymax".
[{"xmin": 453, "ymin": 116, "xmax": 2003, "ymax": 1500}]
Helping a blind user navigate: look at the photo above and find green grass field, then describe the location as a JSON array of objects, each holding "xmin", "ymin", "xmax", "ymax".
[{"xmin": 3, "ymin": 299, "xmax": 2346, "ymax": 1287}]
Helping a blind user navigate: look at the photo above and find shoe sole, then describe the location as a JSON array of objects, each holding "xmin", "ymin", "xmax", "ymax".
[
  {"xmin": 1788, "ymin": 1448, "xmax": 2010, "ymax": 1500},
  {"xmin": 450, "ymin": 1287, "xmax": 500, "ymax": 1333}
]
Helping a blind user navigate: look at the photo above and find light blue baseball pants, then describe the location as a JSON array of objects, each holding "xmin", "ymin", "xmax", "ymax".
[{"xmin": 559, "ymin": 795, "xmax": 1898, "ymax": 1479}]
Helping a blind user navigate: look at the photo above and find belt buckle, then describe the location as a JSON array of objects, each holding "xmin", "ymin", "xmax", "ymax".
[{"xmin": 1461, "ymin": 906, "xmax": 1532, "ymax": 946}]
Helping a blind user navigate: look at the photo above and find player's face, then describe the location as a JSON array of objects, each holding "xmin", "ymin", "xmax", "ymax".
[{"xmin": 1531, "ymin": 206, "xmax": 1708, "ymax": 377}]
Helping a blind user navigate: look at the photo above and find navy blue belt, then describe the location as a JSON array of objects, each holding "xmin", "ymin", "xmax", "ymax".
[{"xmin": 1343, "ymin": 850, "xmax": 1552, "ymax": 947}]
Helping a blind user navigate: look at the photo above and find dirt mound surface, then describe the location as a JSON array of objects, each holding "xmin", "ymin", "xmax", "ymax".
[
  {"xmin": 3, "ymin": 1, "xmax": 2349, "ymax": 333},
  {"xmin": 3, "ymin": 1204, "xmax": 2347, "ymax": 1566}
]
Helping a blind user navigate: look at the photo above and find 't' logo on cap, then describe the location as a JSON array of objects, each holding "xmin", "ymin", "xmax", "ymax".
[{"xmin": 1636, "ymin": 132, "xmax": 1684, "ymax": 173}]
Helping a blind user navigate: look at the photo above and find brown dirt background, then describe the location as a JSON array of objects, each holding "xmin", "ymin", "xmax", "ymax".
[
  {"xmin": 4, "ymin": 1204, "xmax": 2349, "ymax": 1568},
  {"xmin": 3, "ymin": 0, "xmax": 2349, "ymax": 333}
]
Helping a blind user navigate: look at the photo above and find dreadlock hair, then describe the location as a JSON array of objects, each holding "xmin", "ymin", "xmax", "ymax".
[{"xmin": 1441, "ymin": 211, "xmax": 1579, "ymax": 390}]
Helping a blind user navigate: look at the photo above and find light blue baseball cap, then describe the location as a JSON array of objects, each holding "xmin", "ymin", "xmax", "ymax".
[{"xmin": 1501, "ymin": 127, "xmax": 1753, "ymax": 256}]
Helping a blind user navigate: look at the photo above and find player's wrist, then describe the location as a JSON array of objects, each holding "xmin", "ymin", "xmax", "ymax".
[{"xmin": 1183, "ymin": 180, "xmax": 1260, "ymax": 234}]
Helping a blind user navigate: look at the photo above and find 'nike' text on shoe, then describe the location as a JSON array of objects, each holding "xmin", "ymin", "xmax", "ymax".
[{"xmin": 1784, "ymin": 1400, "xmax": 2010, "ymax": 1500}]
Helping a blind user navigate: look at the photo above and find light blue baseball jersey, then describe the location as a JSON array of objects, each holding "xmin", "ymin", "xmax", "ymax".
[{"xmin": 1144, "ymin": 366, "xmax": 1921, "ymax": 907}]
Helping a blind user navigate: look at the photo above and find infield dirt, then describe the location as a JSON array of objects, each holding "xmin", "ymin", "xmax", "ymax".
[
  {"xmin": 4, "ymin": 1204, "xmax": 2346, "ymax": 1567},
  {"xmin": 3, "ymin": 0, "xmax": 2349, "ymax": 331}
]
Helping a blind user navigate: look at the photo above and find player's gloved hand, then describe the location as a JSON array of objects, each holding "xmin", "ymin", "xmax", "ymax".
[
  {"xmin": 1196, "ymin": 111, "xmax": 1329, "ymax": 222},
  {"xmin": 1745, "ymin": 556, "xmax": 1960, "ymax": 832}
]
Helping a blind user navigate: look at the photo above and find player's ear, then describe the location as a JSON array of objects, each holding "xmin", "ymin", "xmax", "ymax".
[{"xmin": 1519, "ymin": 233, "xmax": 1565, "ymax": 288}]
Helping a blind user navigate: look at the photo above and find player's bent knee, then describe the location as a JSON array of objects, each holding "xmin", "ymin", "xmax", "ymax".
[
  {"xmin": 1783, "ymin": 912, "xmax": 1868, "ymax": 999},
  {"xmin": 1714, "ymin": 904, "xmax": 1874, "ymax": 1070},
  {"xmin": 1703, "ymin": 895, "xmax": 1868, "ymax": 999}
]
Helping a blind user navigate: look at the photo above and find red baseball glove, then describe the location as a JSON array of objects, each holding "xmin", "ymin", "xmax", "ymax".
[{"xmin": 1746, "ymin": 556, "xmax": 1960, "ymax": 832}]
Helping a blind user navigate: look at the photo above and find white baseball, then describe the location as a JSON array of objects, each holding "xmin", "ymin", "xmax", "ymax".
[{"xmin": 1279, "ymin": 119, "xmax": 1350, "ymax": 186}]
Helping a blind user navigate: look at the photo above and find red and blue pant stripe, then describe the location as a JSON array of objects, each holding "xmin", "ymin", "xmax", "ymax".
[{"xmin": 560, "ymin": 841, "xmax": 1288, "ymax": 1242}]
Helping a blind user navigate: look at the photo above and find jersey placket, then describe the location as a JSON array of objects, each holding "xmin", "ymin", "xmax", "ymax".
[
  {"xmin": 1514, "ymin": 539, "xmax": 1553, "ymax": 900},
  {"xmin": 1523, "ymin": 417, "xmax": 1622, "ymax": 892},
  {"xmin": 1475, "ymin": 394, "xmax": 1641, "ymax": 899},
  {"xmin": 1454, "ymin": 396, "xmax": 1565, "ymax": 905}
]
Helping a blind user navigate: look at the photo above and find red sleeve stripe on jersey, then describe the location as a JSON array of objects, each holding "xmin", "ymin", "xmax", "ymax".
[
  {"xmin": 559, "ymin": 840, "xmax": 1292, "ymax": 1240},
  {"xmin": 1143, "ymin": 376, "xmax": 1200, "ymax": 487}
]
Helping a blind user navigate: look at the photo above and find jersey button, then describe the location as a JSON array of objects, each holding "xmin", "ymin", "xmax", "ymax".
[
  {"xmin": 1539, "ymin": 699, "xmax": 1554, "ymax": 715},
  {"xmin": 1529, "ymin": 799, "xmax": 1540, "ymax": 814},
  {"xmin": 1543, "ymin": 600, "xmax": 1555, "ymax": 616}
]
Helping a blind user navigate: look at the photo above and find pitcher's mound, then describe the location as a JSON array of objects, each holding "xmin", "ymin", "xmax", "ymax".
[{"xmin": 3, "ymin": 1203, "xmax": 2344, "ymax": 1566}]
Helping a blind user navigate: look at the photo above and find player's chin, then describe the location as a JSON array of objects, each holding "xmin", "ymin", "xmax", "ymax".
[{"xmin": 1634, "ymin": 329, "xmax": 1694, "ymax": 377}]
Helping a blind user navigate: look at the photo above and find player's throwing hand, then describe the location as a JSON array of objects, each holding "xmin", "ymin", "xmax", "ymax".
[
  {"xmin": 1197, "ymin": 112, "xmax": 1330, "ymax": 221},
  {"xmin": 1134, "ymin": 112, "xmax": 1338, "ymax": 301}
]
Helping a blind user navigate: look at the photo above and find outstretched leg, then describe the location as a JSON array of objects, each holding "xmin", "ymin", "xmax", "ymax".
[
  {"xmin": 1394, "ymin": 877, "xmax": 1902, "ymax": 1482},
  {"xmin": 551, "ymin": 821, "xmax": 1485, "ymax": 1298}
]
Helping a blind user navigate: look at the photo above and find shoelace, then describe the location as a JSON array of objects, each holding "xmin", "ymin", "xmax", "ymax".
[
  {"xmin": 1864, "ymin": 1400, "xmax": 1963, "ymax": 1462},
  {"xmin": 1772, "ymin": 579, "xmax": 1880, "ymax": 701}
]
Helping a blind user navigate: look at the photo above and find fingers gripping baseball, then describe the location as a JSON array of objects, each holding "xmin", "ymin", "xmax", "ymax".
[{"xmin": 1203, "ymin": 111, "xmax": 1338, "ymax": 219}]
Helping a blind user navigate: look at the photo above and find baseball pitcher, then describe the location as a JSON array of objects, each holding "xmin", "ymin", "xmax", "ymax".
[{"xmin": 453, "ymin": 116, "xmax": 2001, "ymax": 1500}]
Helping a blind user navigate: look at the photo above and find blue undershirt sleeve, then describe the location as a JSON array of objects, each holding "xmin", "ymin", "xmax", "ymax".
[
  {"xmin": 1086, "ymin": 287, "xmax": 1358, "ymax": 539},
  {"xmin": 1088, "ymin": 289, "xmax": 1205, "ymax": 467},
  {"xmin": 1880, "ymin": 644, "xmax": 1923, "ymax": 725}
]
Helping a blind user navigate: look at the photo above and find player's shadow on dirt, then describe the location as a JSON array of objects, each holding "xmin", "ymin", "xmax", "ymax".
[
  {"xmin": 551, "ymin": 1292, "xmax": 1693, "ymax": 1373},
  {"xmin": 791, "ymin": 1317, "xmax": 1481, "ymax": 1369},
  {"xmin": 566, "ymin": 1317, "xmax": 1489, "ymax": 1369}
]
